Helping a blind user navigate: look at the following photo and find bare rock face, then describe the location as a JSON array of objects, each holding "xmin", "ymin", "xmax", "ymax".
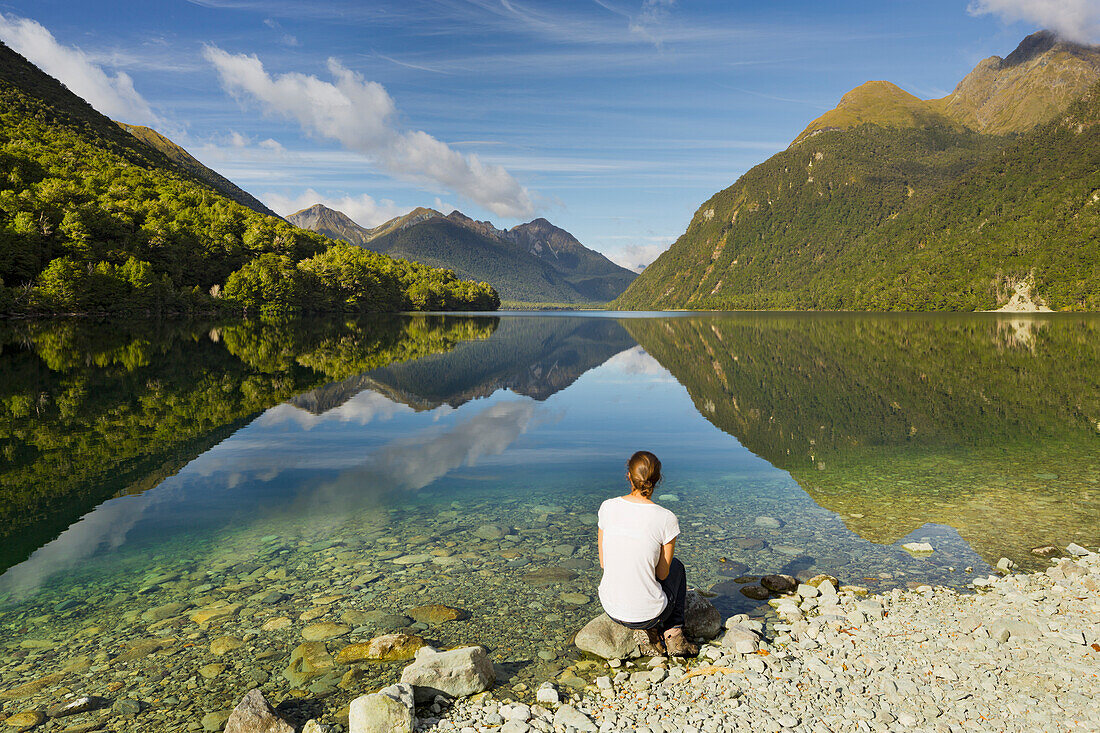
[
  {"xmin": 399, "ymin": 646, "xmax": 495, "ymax": 702},
  {"xmin": 224, "ymin": 689, "xmax": 293, "ymax": 733}
]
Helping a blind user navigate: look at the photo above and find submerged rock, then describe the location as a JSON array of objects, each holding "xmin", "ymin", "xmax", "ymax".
[
  {"xmin": 407, "ymin": 604, "xmax": 467, "ymax": 624},
  {"xmin": 760, "ymin": 574, "xmax": 798, "ymax": 593},
  {"xmin": 224, "ymin": 689, "xmax": 293, "ymax": 733},
  {"xmin": 902, "ymin": 542, "xmax": 934, "ymax": 555},
  {"xmin": 336, "ymin": 633, "xmax": 425, "ymax": 663},
  {"xmin": 523, "ymin": 566, "xmax": 578, "ymax": 585},
  {"xmin": 399, "ymin": 646, "xmax": 496, "ymax": 702},
  {"xmin": 282, "ymin": 642, "xmax": 334, "ymax": 687},
  {"xmin": 740, "ymin": 584, "xmax": 770, "ymax": 600}
]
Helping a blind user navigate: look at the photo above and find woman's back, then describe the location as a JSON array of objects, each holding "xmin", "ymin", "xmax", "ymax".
[{"xmin": 597, "ymin": 496, "xmax": 679, "ymax": 623}]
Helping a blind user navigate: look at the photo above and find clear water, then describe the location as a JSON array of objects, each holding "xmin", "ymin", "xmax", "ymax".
[{"xmin": 0, "ymin": 313, "xmax": 1097, "ymax": 728}]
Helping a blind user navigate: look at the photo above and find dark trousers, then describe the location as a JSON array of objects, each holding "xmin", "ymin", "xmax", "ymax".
[{"xmin": 610, "ymin": 557, "xmax": 687, "ymax": 633}]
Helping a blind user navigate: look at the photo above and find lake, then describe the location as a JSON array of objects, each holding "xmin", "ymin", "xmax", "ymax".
[{"xmin": 0, "ymin": 312, "xmax": 1097, "ymax": 727}]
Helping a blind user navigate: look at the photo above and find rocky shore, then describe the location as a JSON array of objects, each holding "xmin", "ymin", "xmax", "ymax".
[{"xmin": 415, "ymin": 545, "xmax": 1099, "ymax": 733}]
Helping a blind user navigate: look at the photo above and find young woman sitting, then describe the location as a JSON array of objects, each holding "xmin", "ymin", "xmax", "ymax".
[{"xmin": 596, "ymin": 450, "xmax": 698, "ymax": 657}]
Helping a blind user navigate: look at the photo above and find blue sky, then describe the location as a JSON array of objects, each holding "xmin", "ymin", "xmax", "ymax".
[{"xmin": 0, "ymin": 0, "xmax": 1090, "ymax": 269}]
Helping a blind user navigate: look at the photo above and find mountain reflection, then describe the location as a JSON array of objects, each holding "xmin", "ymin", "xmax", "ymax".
[
  {"xmin": 626, "ymin": 314, "xmax": 1100, "ymax": 567},
  {"xmin": 0, "ymin": 315, "xmax": 496, "ymax": 574}
]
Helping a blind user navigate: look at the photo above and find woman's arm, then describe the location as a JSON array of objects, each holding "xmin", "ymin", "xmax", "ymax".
[
  {"xmin": 598, "ymin": 528, "xmax": 604, "ymax": 569},
  {"xmin": 655, "ymin": 538, "xmax": 676, "ymax": 580}
]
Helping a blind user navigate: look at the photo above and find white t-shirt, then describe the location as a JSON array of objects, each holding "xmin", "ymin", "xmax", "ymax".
[{"xmin": 597, "ymin": 496, "xmax": 681, "ymax": 623}]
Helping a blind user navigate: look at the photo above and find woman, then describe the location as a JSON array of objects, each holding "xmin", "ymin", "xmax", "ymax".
[{"xmin": 596, "ymin": 450, "xmax": 698, "ymax": 657}]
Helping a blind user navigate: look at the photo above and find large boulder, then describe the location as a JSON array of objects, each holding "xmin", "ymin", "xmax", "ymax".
[
  {"xmin": 399, "ymin": 646, "xmax": 495, "ymax": 702},
  {"xmin": 684, "ymin": 590, "xmax": 722, "ymax": 639},
  {"xmin": 349, "ymin": 684, "xmax": 415, "ymax": 733},
  {"xmin": 574, "ymin": 614, "xmax": 641, "ymax": 660},
  {"xmin": 224, "ymin": 689, "xmax": 294, "ymax": 733}
]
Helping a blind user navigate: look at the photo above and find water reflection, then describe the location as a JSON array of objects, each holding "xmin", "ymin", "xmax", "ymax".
[{"xmin": 626, "ymin": 313, "xmax": 1100, "ymax": 567}]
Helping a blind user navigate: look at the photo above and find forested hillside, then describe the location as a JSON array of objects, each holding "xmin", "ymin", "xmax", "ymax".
[
  {"xmin": 0, "ymin": 41, "xmax": 498, "ymax": 316},
  {"xmin": 616, "ymin": 34, "xmax": 1100, "ymax": 312}
]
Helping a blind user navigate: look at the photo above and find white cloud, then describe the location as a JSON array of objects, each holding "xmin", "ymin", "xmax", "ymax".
[
  {"xmin": 608, "ymin": 241, "xmax": 671, "ymax": 272},
  {"xmin": 0, "ymin": 14, "xmax": 160, "ymax": 124},
  {"xmin": 263, "ymin": 187, "xmax": 407, "ymax": 226},
  {"xmin": 968, "ymin": 0, "xmax": 1100, "ymax": 44},
  {"xmin": 629, "ymin": 0, "xmax": 677, "ymax": 46},
  {"xmin": 202, "ymin": 46, "xmax": 536, "ymax": 218}
]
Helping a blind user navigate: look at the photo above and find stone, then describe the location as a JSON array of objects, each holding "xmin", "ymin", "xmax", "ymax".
[
  {"xmin": 574, "ymin": 614, "xmax": 641, "ymax": 660},
  {"xmin": 473, "ymin": 524, "xmax": 508, "ymax": 541},
  {"xmin": 535, "ymin": 683, "xmax": 560, "ymax": 706},
  {"xmin": 715, "ymin": 559, "xmax": 750, "ymax": 577},
  {"xmin": 392, "ymin": 554, "xmax": 431, "ymax": 565},
  {"xmin": 901, "ymin": 542, "xmax": 934, "ymax": 555},
  {"xmin": 112, "ymin": 698, "xmax": 141, "ymax": 716},
  {"xmin": 4, "ymin": 711, "xmax": 45, "ymax": 730},
  {"xmin": 740, "ymin": 584, "xmax": 770, "ymax": 600},
  {"xmin": 683, "ymin": 590, "xmax": 722, "ymax": 639},
  {"xmin": 720, "ymin": 627, "xmax": 760, "ymax": 654},
  {"xmin": 200, "ymin": 663, "xmax": 226, "ymax": 679},
  {"xmin": 754, "ymin": 516, "xmax": 781, "ymax": 528},
  {"xmin": 1031, "ymin": 545, "xmax": 1059, "ymax": 557},
  {"xmin": 261, "ymin": 617, "xmax": 292, "ymax": 632},
  {"xmin": 552, "ymin": 704, "xmax": 597, "ymax": 732},
  {"xmin": 348, "ymin": 684, "xmax": 415, "ymax": 733},
  {"xmin": 141, "ymin": 602, "xmax": 189, "ymax": 622},
  {"xmin": 336, "ymin": 634, "xmax": 426, "ymax": 664},
  {"xmin": 407, "ymin": 605, "xmax": 467, "ymax": 624},
  {"xmin": 657, "ymin": 494, "xmax": 679, "ymax": 502},
  {"xmin": 113, "ymin": 638, "xmax": 171, "ymax": 663},
  {"xmin": 807, "ymin": 574, "xmax": 839, "ymax": 589},
  {"xmin": 796, "ymin": 583, "xmax": 819, "ymax": 599},
  {"xmin": 560, "ymin": 592, "xmax": 590, "ymax": 605},
  {"xmin": 522, "ymin": 567, "xmax": 577, "ymax": 586},
  {"xmin": 499, "ymin": 703, "xmax": 531, "ymax": 721},
  {"xmin": 989, "ymin": 619, "xmax": 1038, "ymax": 642},
  {"xmin": 46, "ymin": 696, "xmax": 107, "ymax": 718},
  {"xmin": 996, "ymin": 557, "xmax": 1016, "ymax": 571},
  {"xmin": 856, "ymin": 601, "xmax": 884, "ymax": 620},
  {"xmin": 302, "ymin": 721, "xmax": 331, "ymax": 733},
  {"xmin": 302, "ymin": 623, "xmax": 351, "ymax": 641},
  {"xmin": 760, "ymin": 574, "xmax": 798, "ymax": 593},
  {"xmin": 191, "ymin": 602, "xmax": 242, "ymax": 625},
  {"xmin": 210, "ymin": 637, "xmax": 245, "ymax": 655},
  {"xmin": 1066, "ymin": 543, "xmax": 1092, "ymax": 557},
  {"xmin": 202, "ymin": 710, "xmax": 233, "ymax": 732},
  {"xmin": 399, "ymin": 646, "xmax": 495, "ymax": 702},
  {"xmin": 283, "ymin": 642, "xmax": 334, "ymax": 687},
  {"xmin": 223, "ymin": 689, "xmax": 293, "ymax": 733}
]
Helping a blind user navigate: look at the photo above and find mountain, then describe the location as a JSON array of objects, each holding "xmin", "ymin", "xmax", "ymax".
[
  {"xmin": 615, "ymin": 33, "xmax": 1100, "ymax": 312},
  {"xmin": 290, "ymin": 204, "xmax": 637, "ymax": 304},
  {"xmin": 116, "ymin": 123, "xmax": 280, "ymax": 218},
  {"xmin": 286, "ymin": 203, "xmax": 373, "ymax": 245},
  {"xmin": 0, "ymin": 40, "xmax": 495, "ymax": 315}
]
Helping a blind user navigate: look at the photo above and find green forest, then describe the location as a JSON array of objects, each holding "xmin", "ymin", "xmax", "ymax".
[
  {"xmin": 0, "ymin": 41, "xmax": 498, "ymax": 316},
  {"xmin": 616, "ymin": 83, "xmax": 1100, "ymax": 312},
  {"xmin": 0, "ymin": 315, "xmax": 496, "ymax": 573}
]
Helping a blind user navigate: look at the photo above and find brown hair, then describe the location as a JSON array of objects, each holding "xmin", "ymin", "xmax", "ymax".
[{"xmin": 627, "ymin": 450, "xmax": 662, "ymax": 498}]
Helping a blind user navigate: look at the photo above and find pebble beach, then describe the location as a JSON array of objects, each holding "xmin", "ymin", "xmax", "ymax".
[{"xmin": 423, "ymin": 547, "xmax": 1100, "ymax": 733}]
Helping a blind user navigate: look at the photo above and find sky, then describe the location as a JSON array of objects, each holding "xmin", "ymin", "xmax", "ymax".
[{"xmin": 0, "ymin": 0, "xmax": 1095, "ymax": 270}]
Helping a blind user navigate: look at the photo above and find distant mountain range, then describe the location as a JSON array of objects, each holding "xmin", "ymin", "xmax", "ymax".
[
  {"xmin": 616, "ymin": 31, "xmax": 1100, "ymax": 312},
  {"xmin": 288, "ymin": 204, "xmax": 637, "ymax": 304}
]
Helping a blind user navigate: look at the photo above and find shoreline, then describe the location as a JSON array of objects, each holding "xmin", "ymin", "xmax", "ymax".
[{"xmin": 415, "ymin": 545, "xmax": 1099, "ymax": 733}]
